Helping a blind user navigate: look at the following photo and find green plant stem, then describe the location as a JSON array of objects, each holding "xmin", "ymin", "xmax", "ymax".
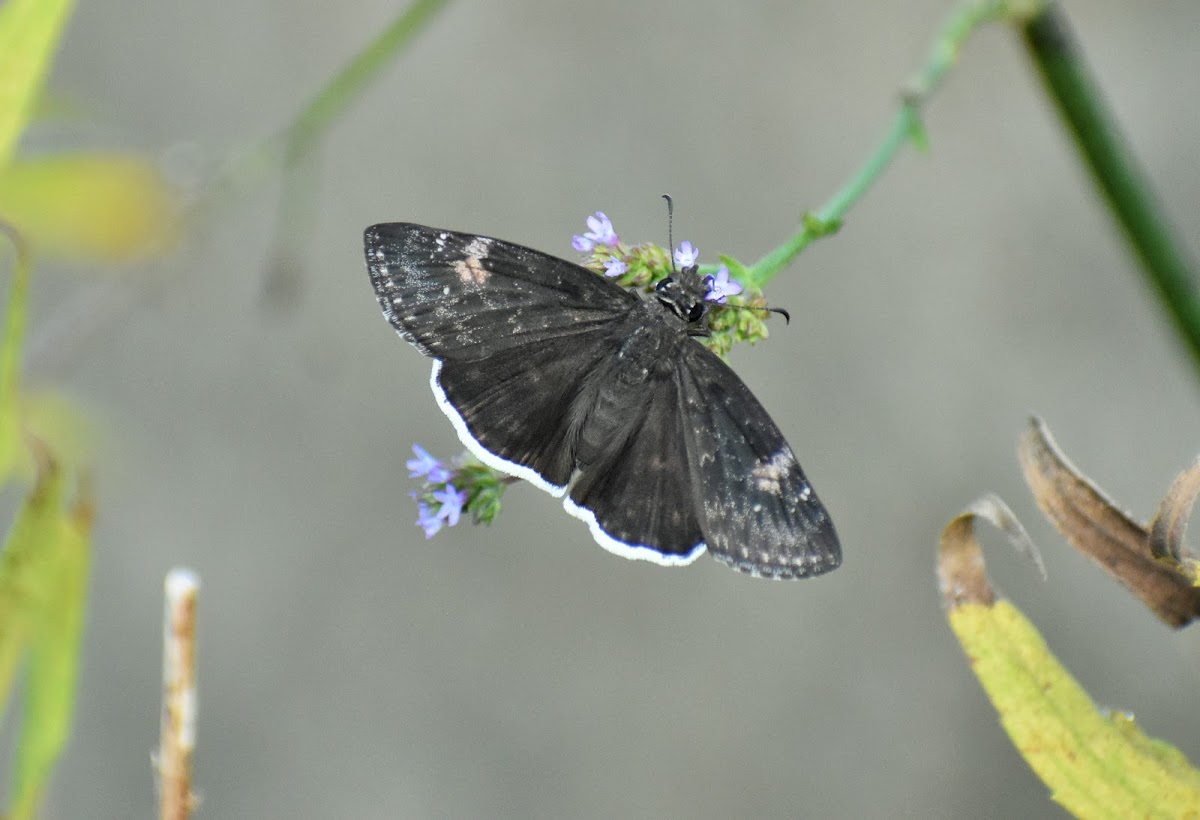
[
  {"xmin": 201, "ymin": 0, "xmax": 451, "ymax": 210},
  {"xmin": 1019, "ymin": 3, "xmax": 1200, "ymax": 378},
  {"xmin": 279, "ymin": 0, "xmax": 450, "ymax": 164},
  {"xmin": 747, "ymin": 0, "xmax": 1018, "ymax": 289}
]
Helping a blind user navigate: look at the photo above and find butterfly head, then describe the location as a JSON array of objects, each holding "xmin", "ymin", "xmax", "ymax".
[{"xmin": 654, "ymin": 265, "xmax": 712, "ymax": 328}]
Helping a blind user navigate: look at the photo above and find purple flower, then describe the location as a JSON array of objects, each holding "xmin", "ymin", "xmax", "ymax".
[
  {"xmin": 433, "ymin": 484, "xmax": 468, "ymax": 526},
  {"xmin": 416, "ymin": 502, "xmax": 444, "ymax": 538},
  {"xmin": 406, "ymin": 444, "xmax": 450, "ymax": 483},
  {"xmin": 674, "ymin": 241, "xmax": 699, "ymax": 269},
  {"xmin": 603, "ymin": 257, "xmax": 628, "ymax": 277},
  {"xmin": 704, "ymin": 266, "xmax": 744, "ymax": 304},
  {"xmin": 572, "ymin": 211, "xmax": 618, "ymax": 252}
]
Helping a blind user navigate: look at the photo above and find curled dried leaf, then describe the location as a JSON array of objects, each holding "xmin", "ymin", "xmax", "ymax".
[
  {"xmin": 1148, "ymin": 457, "xmax": 1200, "ymax": 581},
  {"xmin": 938, "ymin": 493, "xmax": 1042, "ymax": 609},
  {"xmin": 1018, "ymin": 417, "xmax": 1200, "ymax": 628}
]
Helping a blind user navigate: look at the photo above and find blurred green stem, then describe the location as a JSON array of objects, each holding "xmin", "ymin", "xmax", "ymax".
[
  {"xmin": 1019, "ymin": 3, "xmax": 1200, "ymax": 377},
  {"xmin": 278, "ymin": 0, "xmax": 450, "ymax": 164},
  {"xmin": 202, "ymin": 0, "xmax": 451, "ymax": 209}
]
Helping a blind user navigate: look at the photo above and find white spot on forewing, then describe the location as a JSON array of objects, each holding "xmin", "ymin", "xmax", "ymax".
[
  {"xmin": 429, "ymin": 360, "xmax": 567, "ymax": 497},
  {"xmin": 562, "ymin": 497, "xmax": 706, "ymax": 567},
  {"xmin": 751, "ymin": 450, "xmax": 791, "ymax": 493},
  {"xmin": 465, "ymin": 236, "xmax": 492, "ymax": 256}
]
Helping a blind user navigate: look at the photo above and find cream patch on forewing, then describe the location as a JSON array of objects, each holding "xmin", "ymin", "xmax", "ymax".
[
  {"xmin": 751, "ymin": 450, "xmax": 791, "ymax": 493},
  {"xmin": 452, "ymin": 237, "xmax": 493, "ymax": 285}
]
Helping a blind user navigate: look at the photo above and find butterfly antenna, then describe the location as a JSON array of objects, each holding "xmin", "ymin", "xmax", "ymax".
[
  {"xmin": 661, "ymin": 193, "xmax": 676, "ymax": 274},
  {"xmin": 762, "ymin": 305, "xmax": 791, "ymax": 325}
]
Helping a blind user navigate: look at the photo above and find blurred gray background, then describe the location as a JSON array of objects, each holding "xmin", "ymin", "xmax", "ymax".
[{"xmin": 28, "ymin": 1, "xmax": 1200, "ymax": 817}]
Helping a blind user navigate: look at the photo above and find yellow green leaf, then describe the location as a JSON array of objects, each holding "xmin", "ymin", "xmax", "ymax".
[
  {"xmin": 9, "ymin": 482, "xmax": 92, "ymax": 820},
  {"xmin": 0, "ymin": 447, "xmax": 65, "ymax": 723},
  {"xmin": 0, "ymin": 226, "xmax": 30, "ymax": 482},
  {"xmin": 940, "ymin": 500, "xmax": 1200, "ymax": 817},
  {"xmin": 19, "ymin": 387, "xmax": 100, "ymax": 477},
  {"xmin": 0, "ymin": 0, "xmax": 76, "ymax": 168},
  {"xmin": 0, "ymin": 153, "xmax": 179, "ymax": 263}
]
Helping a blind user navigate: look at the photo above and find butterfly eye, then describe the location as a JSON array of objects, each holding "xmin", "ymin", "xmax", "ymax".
[
  {"xmin": 655, "ymin": 277, "xmax": 673, "ymax": 293},
  {"xmin": 687, "ymin": 302, "xmax": 705, "ymax": 322}
]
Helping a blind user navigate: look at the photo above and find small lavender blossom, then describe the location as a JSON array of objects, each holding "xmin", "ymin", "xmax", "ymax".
[
  {"xmin": 416, "ymin": 502, "xmax": 444, "ymax": 538},
  {"xmin": 407, "ymin": 444, "xmax": 450, "ymax": 483},
  {"xmin": 603, "ymin": 257, "xmax": 628, "ymax": 277},
  {"xmin": 433, "ymin": 484, "xmax": 468, "ymax": 526},
  {"xmin": 704, "ymin": 265, "xmax": 744, "ymax": 304},
  {"xmin": 572, "ymin": 211, "xmax": 618, "ymax": 252},
  {"xmin": 674, "ymin": 241, "xmax": 699, "ymax": 269}
]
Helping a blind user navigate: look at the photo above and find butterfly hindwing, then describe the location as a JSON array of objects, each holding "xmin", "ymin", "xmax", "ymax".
[
  {"xmin": 677, "ymin": 342, "xmax": 841, "ymax": 579},
  {"xmin": 365, "ymin": 223, "xmax": 634, "ymax": 361},
  {"xmin": 432, "ymin": 325, "xmax": 624, "ymax": 493},
  {"xmin": 563, "ymin": 357, "xmax": 706, "ymax": 564}
]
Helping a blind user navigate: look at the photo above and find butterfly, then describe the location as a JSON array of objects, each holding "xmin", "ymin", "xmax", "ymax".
[{"xmin": 364, "ymin": 222, "xmax": 841, "ymax": 579}]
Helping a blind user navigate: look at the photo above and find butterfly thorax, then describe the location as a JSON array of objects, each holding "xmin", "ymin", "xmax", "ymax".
[{"xmin": 571, "ymin": 304, "xmax": 683, "ymax": 469}]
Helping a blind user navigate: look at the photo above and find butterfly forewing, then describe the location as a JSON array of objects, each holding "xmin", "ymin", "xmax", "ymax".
[{"xmin": 366, "ymin": 223, "xmax": 634, "ymax": 361}]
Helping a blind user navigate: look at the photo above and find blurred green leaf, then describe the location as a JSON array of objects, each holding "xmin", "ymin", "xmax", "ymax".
[
  {"xmin": 20, "ymin": 388, "xmax": 100, "ymax": 479},
  {"xmin": 0, "ymin": 226, "xmax": 30, "ymax": 482},
  {"xmin": 0, "ymin": 0, "xmax": 76, "ymax": 168},
  {"xmin": 0, "ymin": 154, "xmax": 179, "ymax": 263},
  {"xmin": 0, "ymin": 448, "xmax": 65, "ymax": 720},
  {"xmin": 9, "ymin": 476, "xmax": 92, "ymax": 820}
]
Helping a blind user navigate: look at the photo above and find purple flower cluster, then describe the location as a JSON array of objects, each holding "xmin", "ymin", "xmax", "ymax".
[
  {"xmin": 408, "ymin": 444, "xmax": 467, "ymax": 538},
  {"xmin": 704, "ymin": 266, "xmax": 743, "ymax": 304},
  {"xmin": 674, "ymin": 241, "xmax": 699, "ymax": 269},
  {"xmin": 571, "ymin": 211, "xmax": 745, "ymax": 305},
  {"xmin": 407, "ymin": 444, "xmax": 449, "ymax": 483},
  {"xmin": 572, "ymin": 211, "xmax": 619, "ymax": 252}
]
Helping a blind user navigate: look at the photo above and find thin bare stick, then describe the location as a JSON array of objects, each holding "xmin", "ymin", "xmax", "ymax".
[{"xmin": 159, "ymin": 568, "xmax": 200, "ymax": 820}]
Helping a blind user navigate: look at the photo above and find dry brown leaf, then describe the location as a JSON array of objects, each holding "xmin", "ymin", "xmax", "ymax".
[
  {"xmin": 1148, "ymin": 456, "xmax": 1200, "ymax": 580},
  {"xmin": 1018, "ymin": 417, "xmax": 1200, "ymax": 628}
]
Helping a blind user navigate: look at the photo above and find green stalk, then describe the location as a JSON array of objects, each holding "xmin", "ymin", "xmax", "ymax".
[
  {"xmin": 201, "ymin": 0, "xmax": 452, "ymax": 210},
  {"xmin": 1020, "ymin": 3, "xmax": 1200, "ymax": 377},
  {"xmin": 747, "ymin": 0, "xmax": 1016, "ymax": 289}
]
